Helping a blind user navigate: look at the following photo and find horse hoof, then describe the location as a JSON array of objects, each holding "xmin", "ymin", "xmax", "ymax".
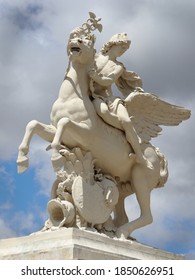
[
  {"xmin": 17, "ymin": 156, "xmax": 29, "ymax": 173},
  {"xmin": 116, "ymin": 226, "xmax": 129, "ymax": 239},
  {"xmin": 51, "ymin": 154, "xmax": 64, "ymax": 172}
]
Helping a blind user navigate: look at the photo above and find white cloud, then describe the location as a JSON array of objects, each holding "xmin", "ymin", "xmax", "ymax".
[
  {"xmin": 0, "ymin": 217, "xmax": 16, "ymax": 239},
  {"xmin": 29, "ymin": 140, "xmax": 56, "ymax": 196},
  {"xmin": 11, "ymin": 211, "xmax": 39, "ymax": 233},
  {"xmin": 0, "ymin": 167, "xmax": 15, "ymax": 194},
  {"xmin": 0, "ymin": 205, "xmax": 48, "ymax": 238},
  {"xmin": 0, "ymin": 202, "xmax": 13, "ymax": 211}
]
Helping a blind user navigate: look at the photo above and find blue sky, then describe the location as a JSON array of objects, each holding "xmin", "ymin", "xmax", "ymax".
[{"xmin": 0, "ymin": 0, "xmax": 195, "ymax": 259}]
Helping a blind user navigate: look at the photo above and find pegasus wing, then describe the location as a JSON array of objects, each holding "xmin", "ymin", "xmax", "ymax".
[{"xmin": 125, "ymin": 91, "xmax": 191, "ymax": 143}]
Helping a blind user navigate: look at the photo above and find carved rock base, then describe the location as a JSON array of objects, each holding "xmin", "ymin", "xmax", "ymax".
[{"xmin": 0, "ymin": 228, "xmax": 184, "ymax": 260}]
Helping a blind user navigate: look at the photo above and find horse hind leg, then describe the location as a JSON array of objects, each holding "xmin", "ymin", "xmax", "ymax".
[
  {"xmin": 113, "ymin": 182, "xmax": 133, "ymax": 227},
  {"xmin": 116, "ymin": 165, "xmax": 153, "ymax": 239},
  {"xmin": 17, "ymin": 120, "xmax": 55, "ymax": 173}
]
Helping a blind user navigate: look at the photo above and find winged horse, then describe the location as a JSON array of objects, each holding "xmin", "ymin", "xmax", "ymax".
[{"xmin": 16, "ymin": 24, "xmax": 190, "ymax": 238}]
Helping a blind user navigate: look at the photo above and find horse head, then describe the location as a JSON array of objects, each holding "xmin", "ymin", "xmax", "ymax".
[{"xmin": 67, "ymin": 30, "xmax": 96, "ymax": 65}]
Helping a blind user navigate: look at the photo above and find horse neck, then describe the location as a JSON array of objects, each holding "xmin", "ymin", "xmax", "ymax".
[
  {"xmin": 72, "ymin": 61, "xmax": 89, "ymax": 80},
  {"xmin": 64, "ymin": 62, "xmax": 90, "ymax": 97}
]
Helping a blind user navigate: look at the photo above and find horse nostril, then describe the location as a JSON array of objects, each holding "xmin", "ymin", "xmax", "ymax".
[{"xmin": 78, "ymin": 39, "xmax": 83, "ymax": 43}]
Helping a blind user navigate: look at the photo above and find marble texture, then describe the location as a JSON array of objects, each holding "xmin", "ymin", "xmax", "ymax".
[{"xmin": 0, "ymin": 228, "xmax": 184, "ymax": 260}]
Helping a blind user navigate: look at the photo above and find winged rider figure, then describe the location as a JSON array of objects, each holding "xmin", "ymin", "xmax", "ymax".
[{"xmin": 88, "ymin": 33, "xmax": 153, "ymax": 169}]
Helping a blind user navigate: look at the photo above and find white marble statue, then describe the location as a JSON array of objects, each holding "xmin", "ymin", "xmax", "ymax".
[{"xmin": 17, "ymin": 12, "xmax": 191, "ymax": 239}]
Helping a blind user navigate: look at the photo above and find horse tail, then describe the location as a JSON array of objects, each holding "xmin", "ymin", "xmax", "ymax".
[{"xmin": 155, "ymin": 147, "xmax": 168, "ymax": 188}]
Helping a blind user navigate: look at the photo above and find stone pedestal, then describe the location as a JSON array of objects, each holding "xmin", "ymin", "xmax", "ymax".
[{"xmin": 0, "ymin": 228, "xmax": 184, "ymax": 260}]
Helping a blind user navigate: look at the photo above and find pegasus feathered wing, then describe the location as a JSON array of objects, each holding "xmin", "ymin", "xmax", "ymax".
[{"xmin": 125, "ymin": 92, "xmax": 191, "ymax": 143}]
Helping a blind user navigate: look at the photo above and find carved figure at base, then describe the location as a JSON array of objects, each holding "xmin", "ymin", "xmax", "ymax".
[
  {"xmin": 16, "ymin": 12, "xmax": 191, "ymax": 240},
  {"xmin": 42, "ymin": 147, "xmax": 119, "ymax": 235}
]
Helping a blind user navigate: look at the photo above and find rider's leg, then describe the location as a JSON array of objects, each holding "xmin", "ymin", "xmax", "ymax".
[
  {"xmin": 93, "ymin": 99, "xmax": 152, "ymax": 168},
  {"xmin": 116, "ymin": 103, "xmax": 152, "ymax": 168},
  {"xmin": 93, "ymin": 98, "xmax": 122, "ymax": 130}
]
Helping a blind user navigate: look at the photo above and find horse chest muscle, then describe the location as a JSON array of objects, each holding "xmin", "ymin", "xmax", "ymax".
[{"xmin": 50, "ymin": 73, "xmax": 92, "ymax": 126}]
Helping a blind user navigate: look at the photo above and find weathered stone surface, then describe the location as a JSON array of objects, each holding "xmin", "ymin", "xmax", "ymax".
[
  {"xmin": 0, "ymin": 228, "xmax": 184, "ymax": 260},
  {"xmin": 14, "ymin": 12, "xmax": 190, "ymax": 243}
]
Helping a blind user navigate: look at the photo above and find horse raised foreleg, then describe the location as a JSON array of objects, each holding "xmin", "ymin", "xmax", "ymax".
[
  {"xmin": 116, "ymin": 165, "xmax": 153, "ymax": 239},
  {"xmin": 17, "ymin": 120, "xmax": 56, "ymax": 173}
]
